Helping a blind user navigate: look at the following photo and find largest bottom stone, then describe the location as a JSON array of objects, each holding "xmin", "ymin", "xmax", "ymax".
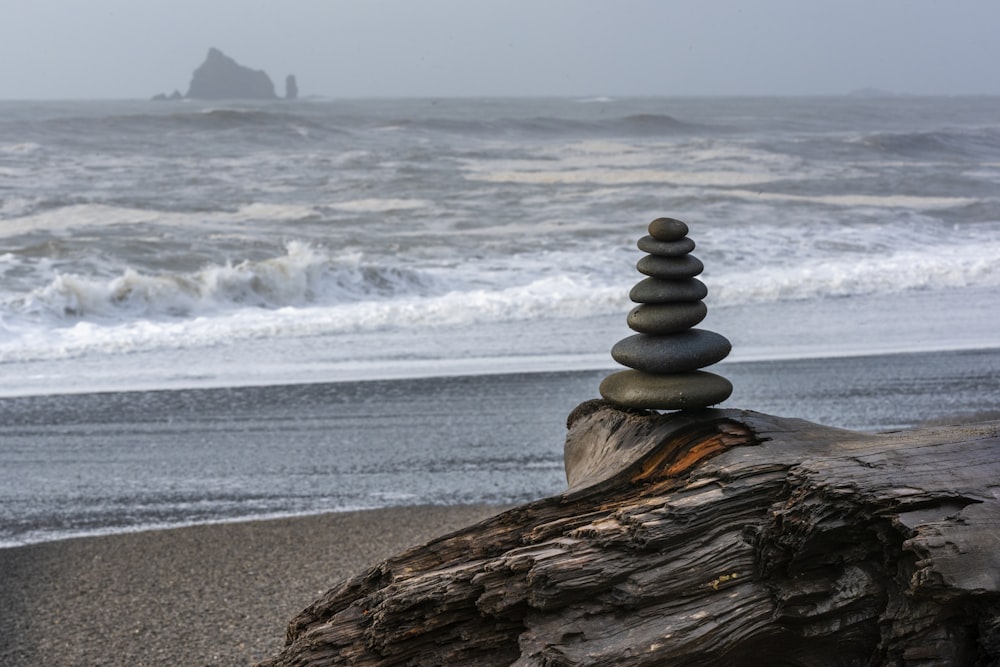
[{"xmin": 599, "ymin": 369, "xmax": 733, "ymax": 410}]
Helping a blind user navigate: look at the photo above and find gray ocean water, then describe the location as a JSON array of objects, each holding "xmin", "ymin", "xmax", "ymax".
[{"xmin": 1, "ymin": 96, "xmax": 999, "ymax": 545}]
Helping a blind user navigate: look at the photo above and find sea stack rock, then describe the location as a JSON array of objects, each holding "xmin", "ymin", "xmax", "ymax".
[
  {"xmin": 285, "ymin": 75, "xmax": 299, "ymax": 100},
  {"xmin": 599, "ymin": 217, "xmax": 733, "ymax": 411},
  {"xmin": 186, "ymin": 48, "xmax": 278, "ymax": 100}
]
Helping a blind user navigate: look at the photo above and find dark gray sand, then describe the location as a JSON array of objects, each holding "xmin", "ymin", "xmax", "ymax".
[{"xmin": 0, "ymin": 505, "xmax": 506, "ymax": 667}]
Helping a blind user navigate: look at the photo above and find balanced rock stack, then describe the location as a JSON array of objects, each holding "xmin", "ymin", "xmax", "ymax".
[{"xmin": 600, "ymin": 217, "xmax": 733, "ymax": 410}]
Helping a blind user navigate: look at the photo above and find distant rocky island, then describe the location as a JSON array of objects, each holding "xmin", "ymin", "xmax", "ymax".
[{"xmin": 153, "ymin": 48, "xmax": 298, "ymax": 101}]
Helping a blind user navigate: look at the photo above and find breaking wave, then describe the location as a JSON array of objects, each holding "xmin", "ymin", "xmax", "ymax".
[
  {"xmin": 16, "ymin": 242, "xmax": 442, "ymax": 320},
  {"xmin": 710, "ymin": 238, "xmax": 1000, "ymax": 305}
]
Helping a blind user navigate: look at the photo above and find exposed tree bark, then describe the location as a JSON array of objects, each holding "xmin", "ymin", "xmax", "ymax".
[{"xmin": 256, "ymin": 401, "xmax": 1000, "ymax": 667}]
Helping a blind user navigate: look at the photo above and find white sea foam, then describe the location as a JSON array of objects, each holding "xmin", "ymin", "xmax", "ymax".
[
  {"xmin": 460, "ymin": 138, "xmax": 808, "ymax": 183},
  {"xmin": 330, "ymin": 198, "xmax": 432, "ymax": 212},
  {"xmin": 464, "ymin": 167, "xmax": 780, "ymax": 187},
  {"xmin": 710, "ymin": 240, "xmax": 1000, "ymax": 305},
  {"xmin": 228, "ymin": 202, "xmax": 318, "ymax": 221},
  {"xmin": 12, "ymin": 241, "xmax": 439, "ymax": 323},
  {"xmin": 682, "ymin": 143, "xmax": 800, "ymax": 168},
  {"xmin": 460, "ymin": 138, "xmax": 801, "ymax": 187},
  {"xmin": 0, "ymin": 272, "xmax": 625, "ymax": 363},
  {"xmin": 3, "ymin": 218, "xmax": 1000, "ymax": 366},
  {"xmin": 720, "ymin": 189, "xmax": 980, "ymax": 210},
  {"xmin": 0, "ymin": 142, "xmax": 41, "ymax": 154},
  {"xmin": 4, "ymin": 231, "xmax": 998, "ymax": 369},
  {"xmin": 563, "ymin": 140, "xmax": 636, "ymax": 154},
  {"xmin": 0, "ymin": 201, "xmax": 322, "ymax": 238},
  {"xmin": 0, "ymin": 204, "xmax": 165, "ymax": 237},
  {"xmin": 0, "ymin": 196, "xmax": 34, "ymax": 218}
]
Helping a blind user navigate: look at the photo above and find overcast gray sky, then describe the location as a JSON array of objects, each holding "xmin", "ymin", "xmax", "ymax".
[{"xmin": 3, "ymin": 0, "xmax": 999, "ymax": 100}]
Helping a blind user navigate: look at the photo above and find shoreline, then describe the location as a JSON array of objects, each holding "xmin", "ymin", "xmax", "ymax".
[
  {"xmin": 0, "ymin": 505, "xmax": 433, "ymax": 551},
  {"xmin": 8, "ymin": 402, "xmax": 1000, "ymax": 551},
  {"xmin": 2, "ymin": 341, "xmax": 999, "ymax": 401},
  {"xmin": 5, "ymin": 347, "xmax": 1000, "ymax": 549},
  {"xmin": 0, "ymin": 504, "xmax": 508, "ymax": 667}
]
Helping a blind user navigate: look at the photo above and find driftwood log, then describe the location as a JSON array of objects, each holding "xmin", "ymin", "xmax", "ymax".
[{"xmin": 257, "ymin": 401, "xmax": 1000, "ymax": 666}]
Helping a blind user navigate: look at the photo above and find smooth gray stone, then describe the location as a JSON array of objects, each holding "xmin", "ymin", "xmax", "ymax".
[
  {"xmin": 611, "ymin": 329, "xmax": 731, "ymax": 373},
  {"xmin": 637, "ymin": 235, "xmax": 695, "ymax": 256},
  {"xmin": 600, "ymin": 369, "xmax": 733, "ymax": 410},
  {"xmin": 636, "ymin": 254, "xmax": 704, "ymax": 279},
  {"xmin": 629, "ymin": 277, "xmax": 707, "ymax": 303},
  {"xmin": 627, "ymin": 302, "xmax": 707, "ymax": 334},
  {"xmin": 648, "ymin": 217, "xmax": 688, "ymax": 242}
]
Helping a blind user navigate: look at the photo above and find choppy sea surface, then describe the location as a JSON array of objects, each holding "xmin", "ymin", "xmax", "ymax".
[{"xmin": 2, "ymin": 95, "xmax": 999, "ymax": 546}]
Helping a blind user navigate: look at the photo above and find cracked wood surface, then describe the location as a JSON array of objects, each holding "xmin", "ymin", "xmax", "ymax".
[{"xmin": 257, "ymin": 401, "xmax": 1000, "ymax": 667}]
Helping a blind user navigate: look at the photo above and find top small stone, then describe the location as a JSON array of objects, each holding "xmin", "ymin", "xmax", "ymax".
[{"xmin": 648, "ymin": 217, "xmax": 689, "ymax": 242}]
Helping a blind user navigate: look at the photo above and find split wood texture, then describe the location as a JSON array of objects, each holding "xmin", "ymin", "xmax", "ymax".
[{"xmin": 257, "ymin": 400, "xmax": 1000, "ymax": 666}]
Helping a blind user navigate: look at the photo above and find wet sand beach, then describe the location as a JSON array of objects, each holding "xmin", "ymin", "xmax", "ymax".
[
  {"xmin": 5, "ymin": 348, "xmax": 1000, "ymax": 551},
  {"xmin": 0, "ymin": 505, "xmax": 506, "ymax": 667}
]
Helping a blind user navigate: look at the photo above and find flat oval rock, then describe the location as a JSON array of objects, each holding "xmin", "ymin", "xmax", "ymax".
[
  {"xmin": 600, "ymin": 369, "xmax": 733, "ymax": 410},
  {"xmin": 630, "ymin": 277, "xmax": 707, "ymax": 303},
  {"xmin": 627, "ymin": 302, "xmax": 707, "ymax": 334},
  {"xmin": 611, "ymin": 329, "xmax": 731, "ymax": 373},
  {"xmin": 637, "ymin": 235, "xmax": 695, "ymax": 256},
  {"xmin": 648, "ymin": 218, "xmax": 688, "ymax": 242},
  {"xmin": 636, "ymin": 254, "xmax": 703, "ymax": 279}
]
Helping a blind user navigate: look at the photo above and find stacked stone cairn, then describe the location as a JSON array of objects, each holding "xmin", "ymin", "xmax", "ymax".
[{"xmin": 600, "ymin": 217, "xmax": 733, "ymax": 411}]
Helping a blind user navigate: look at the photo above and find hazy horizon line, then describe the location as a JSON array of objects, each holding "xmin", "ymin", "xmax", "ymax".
[{"xmin": 4, "ymin": 89, "xmax": 1000, "ymax": 103}]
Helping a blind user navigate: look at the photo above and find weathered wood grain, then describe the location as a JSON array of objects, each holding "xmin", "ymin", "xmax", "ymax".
[{"xmin": 257, "ymin": 401, "xmax": 1000, "ymax": 666}]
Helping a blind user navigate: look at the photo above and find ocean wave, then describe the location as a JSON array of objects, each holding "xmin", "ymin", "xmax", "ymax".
[
  {"xmin": 160, "ymin": 108, "xmax": 322, "ymax": 131},
  {"xmin": 710, "ymin": 238, "xmax": 1000, "ymax": 305},
  {"xmin": 0, "ymin": 142, "xmax": 41, "ymax": 154},
  {"xmin": 1, "ymin": 203, "xmax": 165, "ymax": 237},
  {"xmin": 618, "ymin": 114, "xmax": 692, "ymax": 133},
  {"xmin": 0, "ymin": 201, "xmax": 327, "ymax": 237},
  {"xmin": 193, "ymin": 107, "xmax": 303, "ymax": 124},
  {"xmin": 6, "ymin": 215, "xmax": 997, "ymax": 330},
  {"xmin": 856, "ymin": 127, "xmax": 1000, "ymax": 160},
  {"xmin": 458, "ymin": 137, "xmax": 805, "ymax": 188},
  {"xmin": 464, "ymin": 167, "xmax": 779, "ymax": 187},
  {"xmin": 227, "ymin": 202, "xmax": 319, "ymax": 221},
  {"xmin": 0, "ymin": 196, "xmax": 38, "ymax": 219},
  {"xmin": 0, "ymin": 274, "xmax": 626, "ymax": 363},
  {"xmin": 2, "ymin": 235, "xmax": 999, "ymax": 365},
  {"xmin": 329, "ymin": 198, "xmax": 432, "ymax": 213},
  {"xmin": 44, "ymin": 107, "xmax": 341, "ymax": 146},
  {"xmin": 375, "ymin": 113, "xmax": 697, "ymax": 137},
  {"xmin": 717, "ymin": 189, "xmax": 980, "ymax": 210},
  {"xmin": 14, "ymin": 242, "xmax": 442, "ymax": 321}
]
